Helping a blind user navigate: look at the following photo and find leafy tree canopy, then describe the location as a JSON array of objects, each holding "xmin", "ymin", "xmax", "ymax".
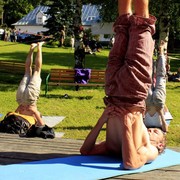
[
  {"xmin": 2, "ymin": 0, "xmax": 51, "ymax": 26},
  {"xmin": 0, "ymin": 0, "xmax": 4, "ymax": 19},
  {"xmin": 44, "ymin": 0, "xmax": 78, "ymax": 39}
]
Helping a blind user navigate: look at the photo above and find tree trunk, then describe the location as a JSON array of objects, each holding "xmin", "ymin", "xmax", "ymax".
[
  {"xmin": 159, "ymin": 14, "xmax": 170, "ymax": 52},
  {"xmin": 73, "ymin": 0, "xmax": 85, "ymax": 69},
  {"xmin": 158, "ymin": 1, "xmax": 171, "ymax": 52}
]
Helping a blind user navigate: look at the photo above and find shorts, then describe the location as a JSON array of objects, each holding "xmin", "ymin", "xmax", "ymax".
[{"xmin": 16, "ymin": 74, "xmax": 42, "ymax": 105}]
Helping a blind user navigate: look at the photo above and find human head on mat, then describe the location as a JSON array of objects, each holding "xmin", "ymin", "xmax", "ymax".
[{"xmin": 80, "ymin": 0, "xmax": 166, "ymax": 170}]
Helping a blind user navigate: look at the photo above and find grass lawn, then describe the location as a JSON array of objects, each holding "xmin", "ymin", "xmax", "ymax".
[{"xmin": 0, "ymin": 40, "xmax": 180, "ymax": 147}]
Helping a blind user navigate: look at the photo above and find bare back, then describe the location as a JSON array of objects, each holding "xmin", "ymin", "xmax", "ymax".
[
  {"xmin": 106, "ymin": 107, "xmax": 146, "ymax": 153},
  {"xmin": 106, "ymin": 106, "xmax": 158, "ymax": 167},
  {"xmin": 15, "ymin": 104, "xmax": 44, "ymax": 126}
]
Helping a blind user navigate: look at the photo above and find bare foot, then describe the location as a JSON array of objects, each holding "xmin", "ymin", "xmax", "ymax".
[
  {"xmin": 30, "ymin": 43, "xmax": 37, "ymax": 50},
  {"xmin": 37, "ymin": 41, "xmax": 45, "ymax": 47},
  {"xmin": 159, "ymin": 40, "xmax": 165, "ymax": 55}
]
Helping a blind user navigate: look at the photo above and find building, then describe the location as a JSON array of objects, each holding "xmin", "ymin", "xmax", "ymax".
[
  {"xmin": 12, "ymin": 5, "xmax": 113, "ymax": 42},
  {"xmin": 12, "ymin": 6, "xmax": 50, "ymax": 34}
]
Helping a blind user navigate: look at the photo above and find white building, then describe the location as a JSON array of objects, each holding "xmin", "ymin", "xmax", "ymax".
[
  {"xmin": 91, "ymin": 22, "xmax": 114, "ymax": 42},
  {"xmin": 12, "ymin": 5, "xmax": 114, "ymax": 42},
  {"xmin": 12, "ymin": 6, "xmax": 50, "ymax": 34}
]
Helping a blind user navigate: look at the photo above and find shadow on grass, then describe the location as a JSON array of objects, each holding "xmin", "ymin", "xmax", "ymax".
[
  {"xmin": 43, "ymin": 94, "xmax": 93, "ymax": 100},
  {"xmin": 0, "ymin": 84, "xmax": 18, "ymax": 92},
  {"xmin": 0, "ymin": 43, "xmax": 20, "ymax": 47},
  {"xmin": 0, "ymin": 51, "xmax": 107, "ymax": 70},
  {"xmin": 63, "ymin": 126, "xmax": 106, "ymax": 131},
  {"xmin": 168, "ymin": 58, "xmax": 180, "ymax": 72},
  {"xmin": 96, "ymin": 106, "xmax": 105, "ymax": 109},
  {"xmin": 166, "ymin": 84, "xmax": 180, "ymax": 90}
]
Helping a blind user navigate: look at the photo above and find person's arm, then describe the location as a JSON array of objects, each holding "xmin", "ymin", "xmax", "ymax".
[
  {"xmin": 33, "ymin": 111, "xmax": 45, "ymax": 126},
  {"xmin": 29, "ymin": 106, "xmax": 45, "ymax": 126},
  {"xmin": 122, "ymin": 112, "xmax": 158, "ymax": 169},
  {"xmin": 80, "ymin": 109, "xmax": 109, "ymax": 155},
  {"xmin": 15, "ymin": 106, "xmax": 20, "ymax": 113},
  {"xmin": 157, "ymin": 108, "xmax": 168, "ymax": 132}
]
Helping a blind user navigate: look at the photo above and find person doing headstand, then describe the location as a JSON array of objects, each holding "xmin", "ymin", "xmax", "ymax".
[
  {"xmin": 15, "ymin": 42, "xmax": 45, "ymax": 129},
  {"xmin": 144, "ymin": 41, "xmax": 169, "ymax": 132},
  {"xmin": 80, "ymin": 0, "xmax": 166, "ymax": 170}
]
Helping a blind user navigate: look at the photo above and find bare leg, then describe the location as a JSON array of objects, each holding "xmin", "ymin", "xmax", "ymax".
[
  {"xmin": 33, "ymin": 42, "xmax": 44, "ymax": 76},
  {"xmin": 133, "ymin": 0, "xmax": 149, "ymax": 18},
  {"xmin": 153, "ymin": 41, "xmax": 166, "ymax": 107},
  {"xmin": 118, "ymin": 0, "xmax": 132, "ymax": 15},
  {"xmin": 25, "ymin": 43, "xmax": 37, "ymax": 76}
]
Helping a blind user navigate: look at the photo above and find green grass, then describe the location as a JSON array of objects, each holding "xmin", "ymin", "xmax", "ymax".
[{"xmin": 0, "ymin": 40, "xmax": 180, "ymax": 147}]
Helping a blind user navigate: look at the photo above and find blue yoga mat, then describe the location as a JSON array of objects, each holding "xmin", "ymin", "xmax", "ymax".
[{"xmin": 0, "ymin": 149, "xmax": 179, "ymax": 180}]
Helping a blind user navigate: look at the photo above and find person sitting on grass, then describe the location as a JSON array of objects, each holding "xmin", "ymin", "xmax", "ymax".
[
  {"xmin": 144, "ymin": 40, "xmax": 169, "ymax": 132},
  {"xmin": 168, "ymin": 67, "xmax": 180, "ymax": 82},
  {"xmin": 80, "ymin": 0, "xmax": 166, "ymax": 170}
]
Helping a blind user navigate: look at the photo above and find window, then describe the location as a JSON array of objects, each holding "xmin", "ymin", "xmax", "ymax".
[
  {"xmin": 104, "ymin": 34, "xmax": 111, "ymax": 39},
  {"xmin": 37, "ymin": 17, "xmax": 42, "ymax": 24},
  {"xmin": 87, "ymin": 16, "xmax": 95, "ymax": 21}
]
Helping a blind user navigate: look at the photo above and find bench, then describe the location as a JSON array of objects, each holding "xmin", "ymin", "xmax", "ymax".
[
  {"xmin": 0, "ymin": 60, "xmax": 35, "ymax": 74},
  {"xmin": 0, "ymin": 61, "xmax": 25, "ymax": 74},
  {"xmin": 45, "ymin": 68, "xmax": 105, "ymax": 96}
]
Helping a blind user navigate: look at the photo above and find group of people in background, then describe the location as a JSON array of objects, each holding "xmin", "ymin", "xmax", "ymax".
[{"xmin": 2, "ymin": 28, "xmax": 21, "ymax": 42}]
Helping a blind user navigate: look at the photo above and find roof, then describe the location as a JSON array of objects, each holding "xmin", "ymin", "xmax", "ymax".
[
  {"xmin": 12, "ymin": 5, "xmax": 100, "ymax": 26},
  {"xmin": 82, "ymin": 5, "xmax": 100, "ymax": 26},
  {"xmin": 12, "ymin": 6, "xmax": 50, "ymax": 26}
]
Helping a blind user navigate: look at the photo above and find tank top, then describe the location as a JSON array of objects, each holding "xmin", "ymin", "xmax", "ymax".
[{"xmin": 144, "ymin": 112, "xmax": 162, "ymax": 128}]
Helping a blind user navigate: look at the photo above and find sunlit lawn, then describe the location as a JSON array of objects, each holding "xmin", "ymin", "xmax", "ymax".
[{"xmin": 0, "ymin": 40, "xmax": 179, "ymax": 146}]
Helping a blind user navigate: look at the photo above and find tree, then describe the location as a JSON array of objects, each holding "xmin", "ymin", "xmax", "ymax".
[
  {"xmin": 150, "ymin": 0, "xmax": 180, "ymax": 50},
  {"xmin": 0, "ymin": 0, "xmax": 4, "ymax": 25},
  {"xmin": 72, "ymin": 0, "xmax": 85, "ymax": 68},
  {"xmin": 44, "ymin": 0, "xmax": 75, "ymax": 38},
  {"xmin": 2, "ymin": 0, "xmax": 51, "ymax": 27},
  {"xmin": 85, "ymin": 0, "xmax": 180, "ymax": 50},
  {"xmin": 3, "ymin": 0, "xmax": 33, "ymax": 26},
  {"xmin": 45, "ymin": 0, "xmax": 85, "ymax": 68},
  {"xmin": 84, "ymin": 0, "xmax": 117, "ymax": 22},
  {"xmin": 30, "ymin": 0, "xmax": 52, "ymax": 7}
]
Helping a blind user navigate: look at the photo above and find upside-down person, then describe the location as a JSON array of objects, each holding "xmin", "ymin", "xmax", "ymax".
[
  {"xmin": 80, "ymin": 0, "xmax": 166, "ymax": 170},
  {"xmin": 14, "ymin": 42, "xmax": 54, "ymax": 138},
  {"xmin": 144, "ymin": 40, "xmax": 169, "ymax": 132}
]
